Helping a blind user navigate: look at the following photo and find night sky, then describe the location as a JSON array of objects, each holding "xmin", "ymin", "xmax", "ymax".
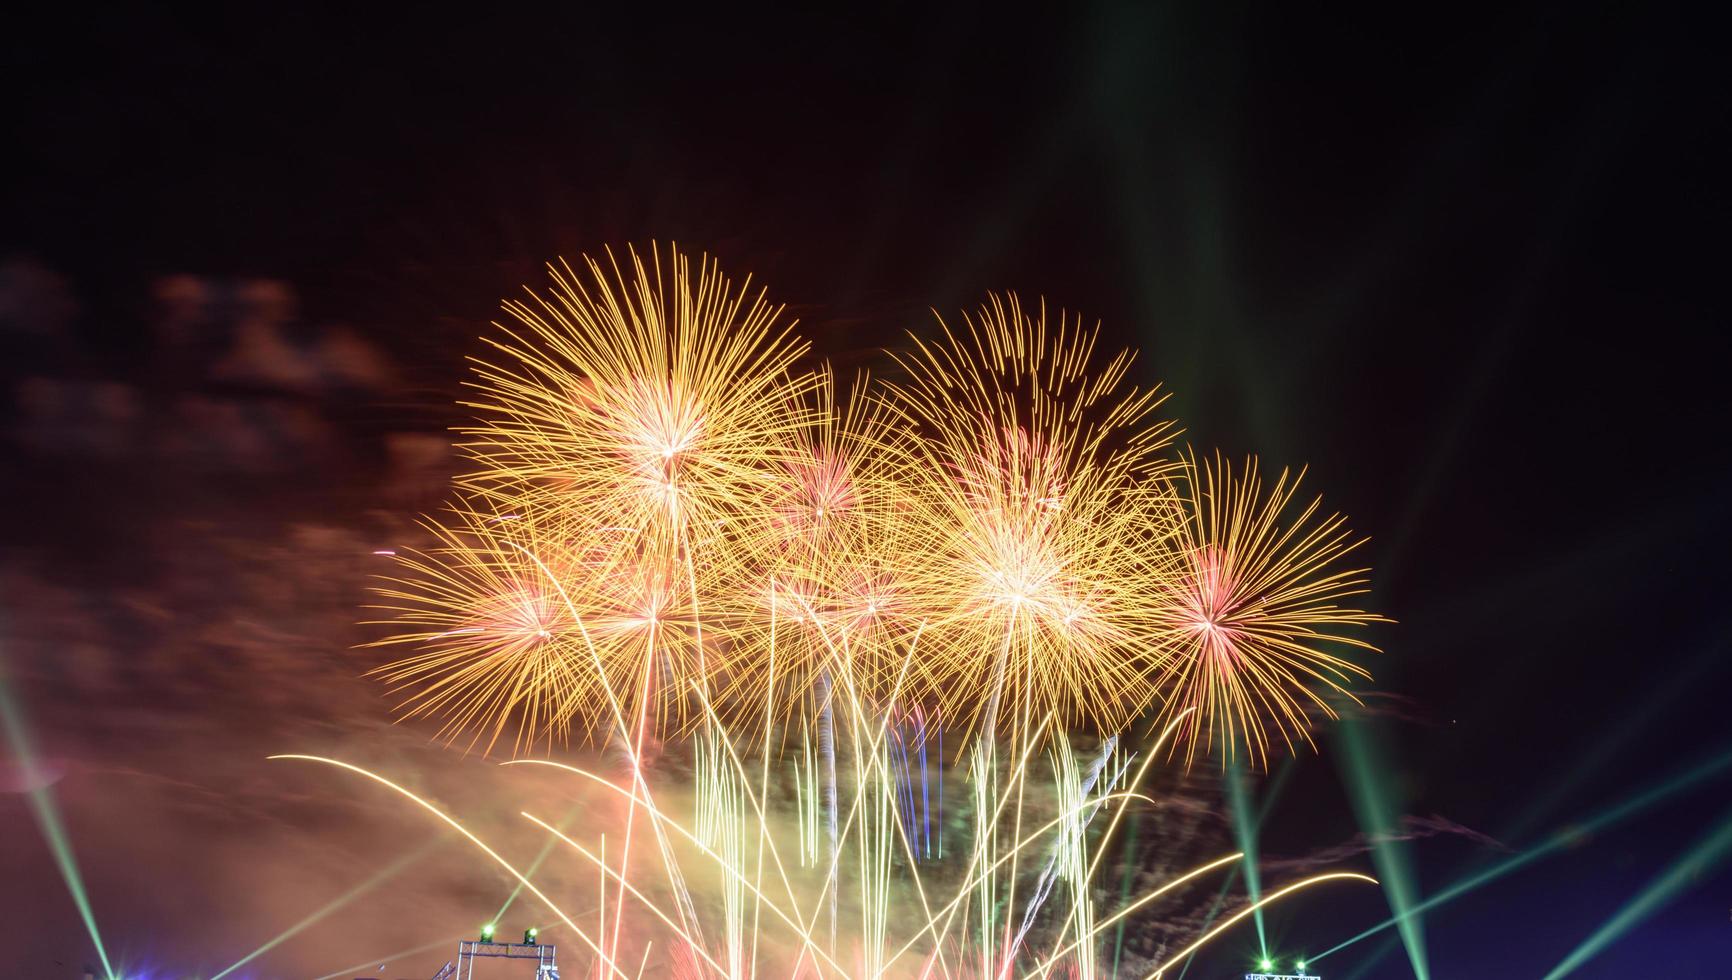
[{"xmin": 4, "ymin": 4, "xmax": 1730, "ymax": 978}]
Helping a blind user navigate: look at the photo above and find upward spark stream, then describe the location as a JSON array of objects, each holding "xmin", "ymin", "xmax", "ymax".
[{"xmin": 289, "ymin": 247, "xmax": 1394, "ymax": 977}]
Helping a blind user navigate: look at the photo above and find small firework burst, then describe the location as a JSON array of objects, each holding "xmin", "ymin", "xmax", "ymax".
[
  {"xmin": 364, "ymin": 504, "xmax": 589, "ymax": 755},
  {"xmin": 368, "ymin": 503, "xmax": 735, "ymax": 749},
  {"xmin": 1152, "ymin": 450, "xmax": 1388, "ymax": 768}
]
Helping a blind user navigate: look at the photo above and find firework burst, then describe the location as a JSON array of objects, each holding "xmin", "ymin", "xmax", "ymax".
[
  {"xmin": 715, "ymin": 367, "xmax": 928, "ymax": 720},
  {"xmin": 402, "ymin": 246, "xmax": 829, "ymax": 741},
  {"xmin": 338, "ymin": 247, "xmax": 1392, "ymax": 980},
  {"xmin": 1151, "ymin": 450, "xmax": 1388, "ymax": 768},
  {"xmin": 368, "ymin": 501, "xmax": 733, "ymax": 749},
  {"xmin": 881, "ymin": 294, "xmax": 1181, "ymax": 741},
  {"xmin": 365, "ymin": 505, "xmax": 590, "ymax": 756},
  {"xmin": 458, "ymin": 242, "xmax": 820, "ymax": 567}
]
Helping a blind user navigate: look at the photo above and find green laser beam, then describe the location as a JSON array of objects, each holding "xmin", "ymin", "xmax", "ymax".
[
  {"xmin": 1108, "ymin": 807, "xmax": 1142, "ymax": 980},
  {"xmin": 0, "ymin": 651, "xmax": 116, "ymax": 980},
  {"xmin": 492, "ymin": 802, "xmax": 585, "ymax": 924},
  {"xmin": 1338, "ymin": 932, "xmax": 1404, "ymax": 980},
  {"xmin": 1335, "ymin": 716, "xmax": 1429, "ymax": 980},
  {"xmin": 1255, "ymin": 757, "xmax": 1298, "ymax": 826},
  {"xmin": 209, "ymin": 840, "xmax": 440, "ymax": 980},
  {"xmin": 1226, "ymin": 761, "xmax": 1268, "ymax": 959},
  {"xmin": 1501, "ymin": 632, "xmax": 1724, "ymax": 842},
  {"xmin": 1177, "ymin": 758, "xmax": 1295, "ymax": 980},
  {"xmin": 1174, "ymin": 864, "xmax": 1242, "ymax": 980},
  {"xmin": 1541, "ymin": 801, "xmax": 1732, "ymax": 979},
  {"xmin": 1313, "ymin": 744, "xmax": 1732, "ymax": 963}
]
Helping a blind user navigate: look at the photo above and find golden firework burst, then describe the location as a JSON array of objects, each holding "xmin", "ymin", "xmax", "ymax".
[
  {"xmin": 712, "ymin": 366, "xmax": 927, "ymax": 721},
  {"xmin": 881, "ymin": 294, "xmax": 1182, "ymax": 741},
  {"xmin": 1152, "ymin": 450, "xmax": 1388, "ymax": 768},
  {"xmin": 336, "ymin": 247, "xmax": 1391, "ymax": 979},
  {"xmin": 458, "ymin": 244, "xmax": 821, "ymax": 556},
  {"xmin": 368, "ymin": 503, "xmax": 720, "ymax": 751},
  {"xmin": 399, "ymin": 245, "xmax": 826, "ymax": 744},
  {"xmin": 364, "ymin": 505, "xmax": 590, "ymax": 756}
]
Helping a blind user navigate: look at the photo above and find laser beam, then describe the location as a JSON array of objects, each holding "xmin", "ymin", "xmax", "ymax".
[
  {"xmin": 0, "ymin": 648, "xmax": 116, "ymax": 980},
  {"xmin": 209, "ymin": 840, "xmax": 438, "ymax": 980},
  {"xmin": 1540, "ymin": 800, "xmax": 1732, "ymax": 979},
  {"xmin": 1313, "ymin": 743, "xmax": 1732, "ymax": 964}
]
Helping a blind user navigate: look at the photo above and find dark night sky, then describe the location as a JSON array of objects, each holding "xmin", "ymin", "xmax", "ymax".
[{"xmin": 4, "ymin": 4, "xmax": 1730, "ymax": 978}]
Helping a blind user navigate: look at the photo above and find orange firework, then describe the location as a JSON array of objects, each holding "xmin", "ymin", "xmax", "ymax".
[
  {"xmin": 1151, "ymin": 450, "xmax": 1387, "ymax": 768},
  {"xmin": 881, "ymin": 294, "xmax": 1181, "ymax": 740}
]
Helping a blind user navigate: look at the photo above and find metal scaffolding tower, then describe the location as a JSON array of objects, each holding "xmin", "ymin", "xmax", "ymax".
[{"xmin": 454, "ymin": 939, "xmax": 559, "ymax": 980}]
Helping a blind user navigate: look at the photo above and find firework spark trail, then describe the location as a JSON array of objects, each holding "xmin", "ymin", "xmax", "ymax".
[
  {"xmin": 718, "ymin": 367, "xmax": 932, "ymax": 959},
  {"xmin": 516, "ymin": 634, "xmax": 1158, "ymax": 972},
  {"xmin": 289, "ymin": 666, "xmax": 1378, "ymax": 978},
  {"xmin": 1170, "ymin": 761, "xmax": 1295, "ymax": 980},
  {"xmin": 1028, "ymin": 853, "xmax": 1242, "ymax": 974},
  {"xmin": 267, "ymin": 754, "xmax": 630, "ymax": 980},
  {"xmin": 494, "ymin": 802, "xmax": 588, "ymax": 924},
  {"xmin": 506, "ymin": 745, "xmax": 1229, "ymax": 978},
  {"xmin": 1030, "ymin": 711, "xmax": 1199, "ymax": 972},
  {"xmin": 1007, "ymin": 735, "xmax": 1118, "ymax": 964},
  {"xmin": 1137, "ymin": 873, "xmax": 1380, "ymax": 979},
  {"xmin": 517, "ymin": 725, "xmax": 884, "ymax": 978},
  {"xmin": 450, "ymin": 532, "xmax": 709, "ymax": 974},
  {"xmin": 521, "ymin": 813, "xmax": 731, "ymax": 977}
]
